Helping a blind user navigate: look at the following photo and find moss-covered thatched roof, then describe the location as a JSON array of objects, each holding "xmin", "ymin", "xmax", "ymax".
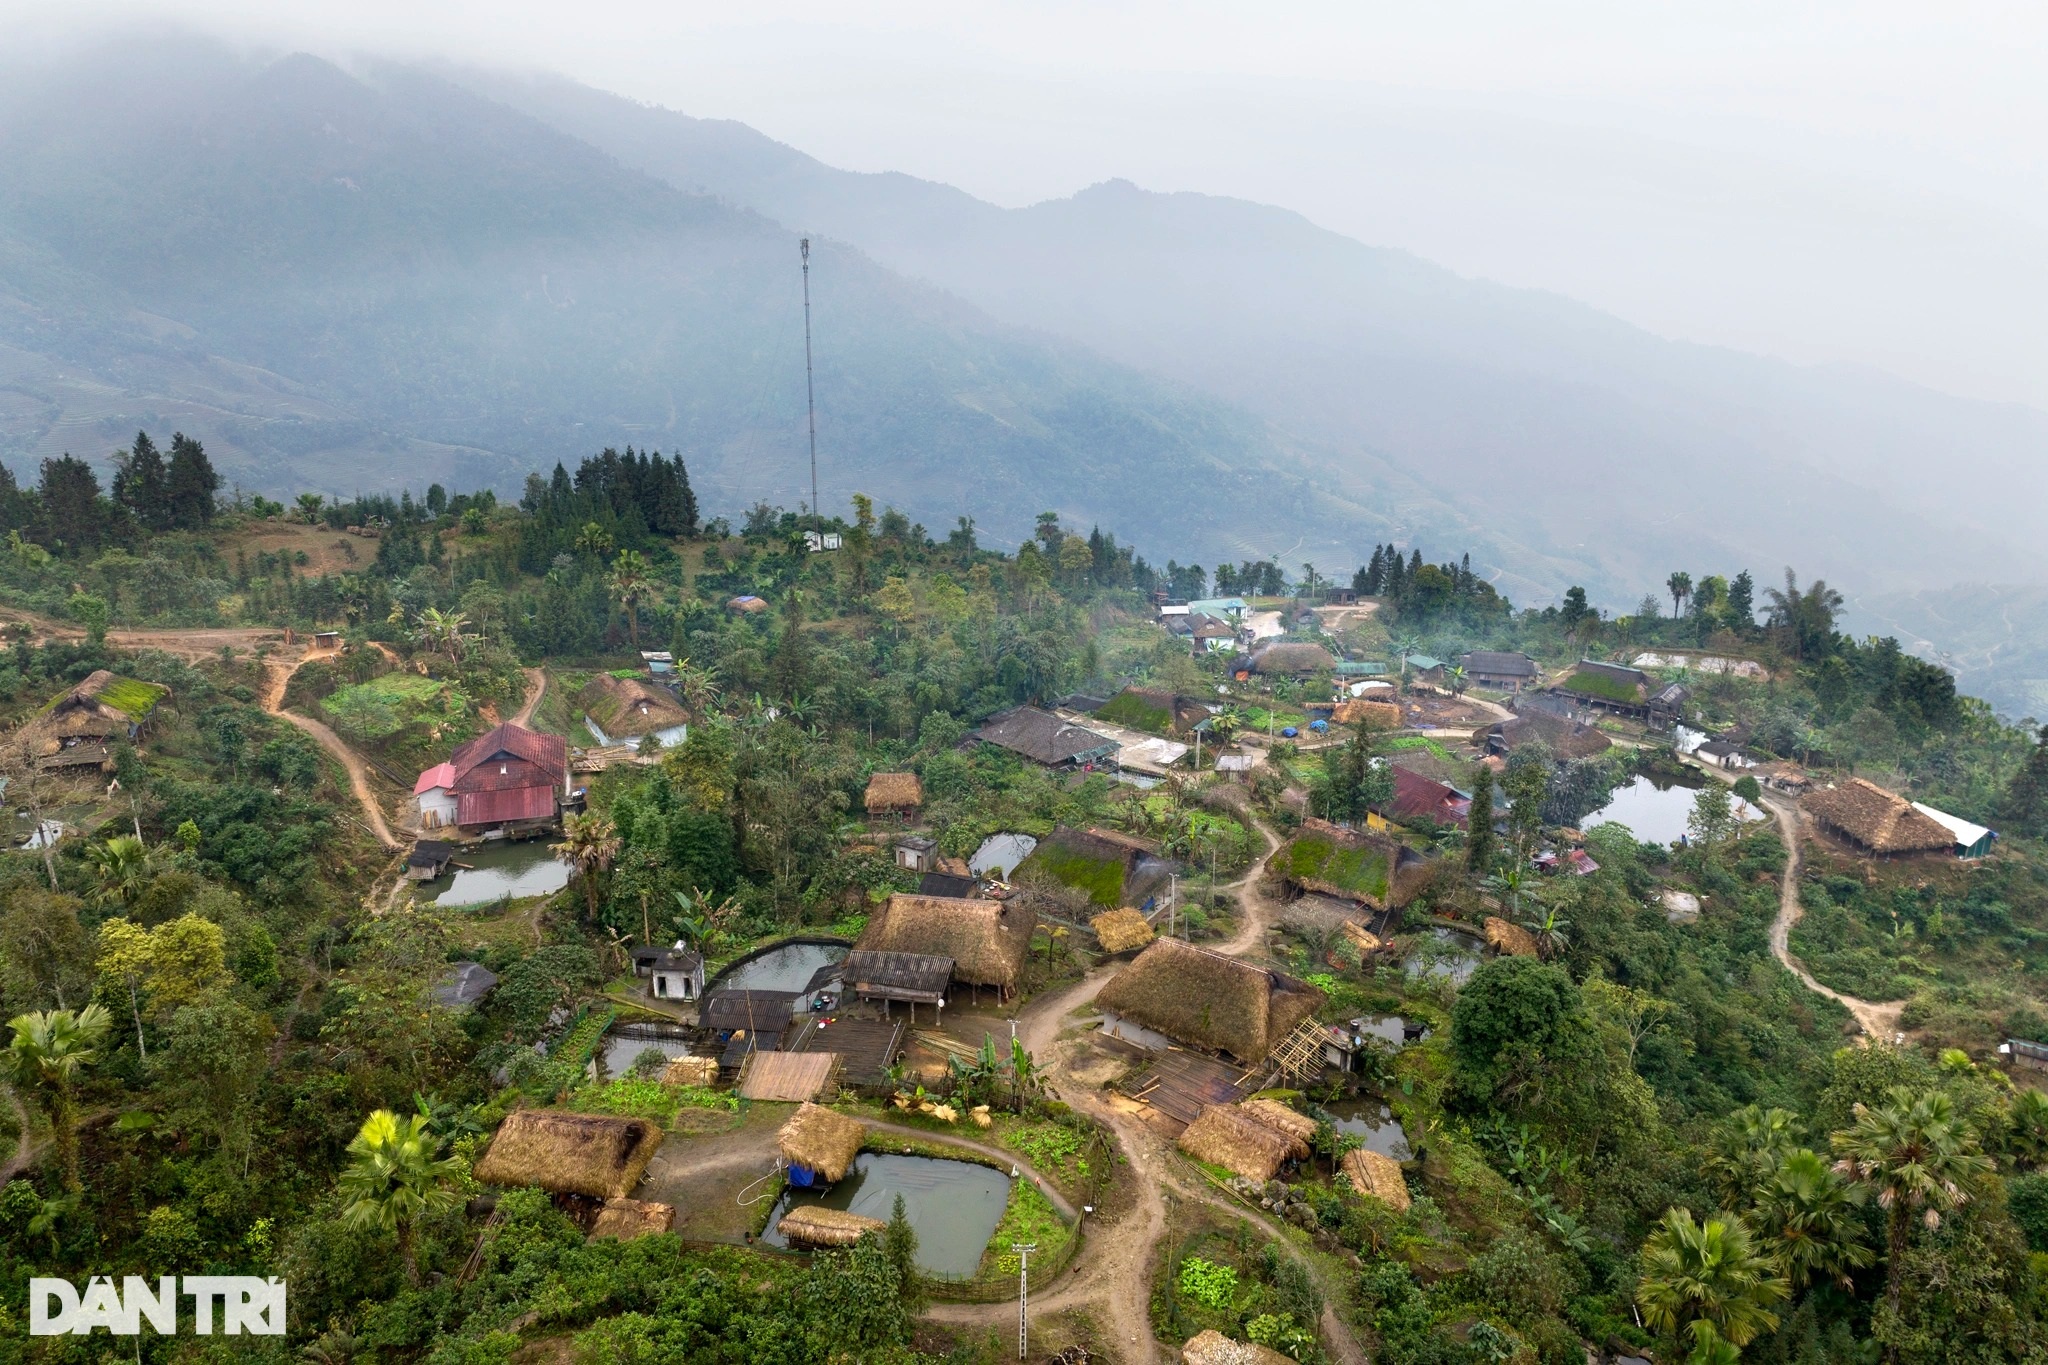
[
  {"xmin": 1096, "ymin": 938, "xmax": 1324, "ymax": 1062},
  {"xmin": 1272, "ymin": 819, "xmax": 1431, "ymax": 910},
  {"xmin": 473, "ymin": 1110, "xmax": 661, "ymax": 1200},
  {"xmin": 576, "ymin": 675, "xmax": 689, "ymax": 738}
]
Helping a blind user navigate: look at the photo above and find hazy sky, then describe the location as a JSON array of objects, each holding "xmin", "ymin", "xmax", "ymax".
[{"xmin": 11, "ymin": 1, "xmax": 2046, "ymax": 407}]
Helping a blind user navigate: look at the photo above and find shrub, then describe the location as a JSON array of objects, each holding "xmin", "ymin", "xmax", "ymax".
[{"xmin": 1179, "ymin": 1256, "xmax": 1240, "ymax": 1311}]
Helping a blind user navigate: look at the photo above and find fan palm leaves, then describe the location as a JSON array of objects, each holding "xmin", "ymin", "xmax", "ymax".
[
  {"xmin": 1751, "ymin": 1148, "xmax": 1872, "ymax": 1293},
  {"xmin": 5, "ymin": 1005, "xmax": 112, "ymax": 1192},
  {"xmin": 87, "ymin": 834, "xmax": 151, "ymax": 907},
  {"xmin": 337, "ymin": 1109, "xmax": 461, "ymax": 1284},
  {"xmin": 1636, "ymin": 1207, "xmax": 1789, "ymax": 1360},
  {"xmin": 1831, "ymin": 1085, "xmax": 1994, "ymax": 1327},
  {"xmin": 552, "ymin": 813, "xmax": 621, "ymax": 925},
  {"xmin": 607, "ymin": 549, "xmax": 652, "ymax": 649}
]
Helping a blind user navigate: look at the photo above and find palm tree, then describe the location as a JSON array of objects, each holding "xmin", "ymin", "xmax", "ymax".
[
  {"xmin": 336, "ymin": 1109, "xmax": 461, "ymax": 1285},
  {"xmin": 1636, "ymin": 1208, "xmax": 1789, "ymax": 1362},
  {"xmin": 1706, "ymin": 1104, "xmax": 1804, "ymax": 1206},
  {"xmin": 87, "ymin": 834, "xmax": 150, "ymax": 907},
  {"xmin": 1752, "ymin": 1148, "xmax": 1872, "ymax": 1293},
  {"xmin": 1762, "ymin": 570, "xmax": 1845, "ymax": 662},
  {"xmin": 607, "ymin": 549, "xmax": 653, "ymax": 649},
  {"xmin": 575, "ymin": 522, "xmax": 615, "ymax": 558},
  {"xmin": 2007, "ymin": 1087, "xmax": 2048, "ymax": 1170},
  {"xmin": 1667, "ymin": 571, "xmax": 1694, "ymax": 620},
  {"xmin": 552, "ymin": 813, "xmax": 621, "ymax": 924},
  {"xmin": 294, "ymin": 492, "xmax": 326, "ymax": 524},
  {"xmin": 1831, "ymin": 1086, "xmax": 1995, "ymax": 1335},
  {"xmin": 5, "ymin": 1005, "xmax": 112, "ymax": 1192}
]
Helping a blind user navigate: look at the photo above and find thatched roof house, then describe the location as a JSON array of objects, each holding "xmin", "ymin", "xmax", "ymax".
[
  {"xmin": 589, "ymin": 1196, "xmax": 675, "ymax": 1242},
  {"xmin": 1181, "ymin": 1330, "xmax": 1295, "ymax": 1365},
  {"xmin": 1805, "ymin": 778, "xmax": 1956, "ymax": 858},
  {"xmin": 1330, "ymin": 699, "xmax": 1402, "ymax": 730},
  {"xmin": 1177, "ymin": 1104, "xmax": 1300, "ymax": 1182},
  {"xmin": 778, "ymin": 1103, "xmax": 866, "ymax": 1185},
  {"xmin": 863, "ymin": 771, "xmax": 924, "ymax": 814},
  {"xmin": 1090, "ymin": 907, "xmax": 1156, "ymax": 955},
  {"xmin": 1097, "ymin": 938, "xmax": 1325, "ymax": 1063},
  {"xmin": 1271, "ymin": 819, "xmax": 1433, "ymax": 911},
  {"xmin": 778, "ymin": 1205, "xmax": 887, "ymax": 1248},
  {"xmin": 473, "ymin": 1110, "xmax": 661, "ymax": 1200},
  {"xmin": 1342, "ymin": 1148, "xmax": 1411, "ymax": 1212},
  {"xmin": 18, "ymin": 670, "xmax": 171, "ymax": 770},
  {"xmin": 853, "ymin": 894, "xmax": 1036, "ymax": 997},
  {"xmin": 1239, "ymin": 1098, "xmax": 1317, "ymax": 1149},
  {"xmin": 576, "ymin": 675, "xmax": 690, "ymax": 741},
  {"xmin": 1248, "ymin": 643, "xmax": 1337, "ymax": 676},
  {"xmin": 1479, "ymin": 708, "xmax": 1612, "ymax": 762},
  {"xmin": 1482, "ymin": 917, "xmax": 1540, "ymax": 958}
]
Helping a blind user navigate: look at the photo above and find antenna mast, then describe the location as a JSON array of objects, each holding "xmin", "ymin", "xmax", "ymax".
[{"xmin": 801, "ymin": 238, "xmax": 819, "ymax": 523}]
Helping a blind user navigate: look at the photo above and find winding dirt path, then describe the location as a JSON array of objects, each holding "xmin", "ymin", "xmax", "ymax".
[
  {"xmin": 1760, "ymin": 795, "xmax": 1906, "ymax": 1041},
  {"xmin": 924, "ymin": 814, "xmax": 1368, "ymax": 1365},
  {"xmin": 0, "ymin": 1083, "xmax": 37, "ymax": 1184},
  {"xmin": 261, "ymin": 652, "xmax": 402, "ymax": 852},
  {"xmin": 1213, "ymin": 818, "xmax": 1285, "ymax": 958},
  {"xmin": 513, "ymin": 668, "xmax": 547, "ymax": 726}
]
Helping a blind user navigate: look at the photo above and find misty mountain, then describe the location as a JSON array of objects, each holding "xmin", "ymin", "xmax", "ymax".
[
  {"xmin": 0, "ymin": 38, "xmax": 1431, "ymax": 568},
  {"xmin": 484, "ymin": 72, "xmax": 2048, "ymax": 606}
]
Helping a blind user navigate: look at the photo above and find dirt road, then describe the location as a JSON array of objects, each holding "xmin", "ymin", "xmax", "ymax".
[
  {"xmin": 1761, "ymin": 796, "xmax": 1906, "ymax": 1041},
  {"xmin": 260, "ymin": 650, "xmax": 402, "ymax": 852},
  {"xmin": 0, "ymin": 1084, "xmax": 35, "ymax": 1185},
  {"xmin": 928, "ymin": 816, "xmax": 1368, "ymax": 1365},
  {"xmin": 1214, "ymin": 819, "xmax": 1285, "ymax": 958},
  {"xmin": 513, "ymin": 668, "xmax": 547, "ymax": 726}
]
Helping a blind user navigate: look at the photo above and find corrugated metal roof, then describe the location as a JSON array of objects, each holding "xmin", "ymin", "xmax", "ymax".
[
  {"xmin": 414, "ymin": 762, "xmax": 456, "ymax": 795},
  {"xmin": 455, "ymin": 785, "xmax": 556, "ymax": 826}
]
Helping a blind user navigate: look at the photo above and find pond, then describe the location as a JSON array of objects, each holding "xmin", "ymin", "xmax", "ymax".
[
  {"xmin": 1326, "ymin": 1101, "xmax": 1413, "ymax": 1160},
  {"xmin": 763, "ymin": 1153, "xmax": 1011, "ymax": 1277},
  {"xmin": 1584, "ymin": 774, "xmax": 1764, "ymax": 848},
  {"xmin": 598, "ymin": 1034, "xmax": 695, "ymax": 1078},
  {"xmin": 1402, "ymin": 926, "xmax": 1485, "ymax": 985},
  {"xmin": 706, "ymin": 940, "xmax": 849, "ymax": 996},
  {"xmin": 1348, "ymin": 1014, "xmax": 1425, "ymax": 1048},
  {"xmin": 418, "ymin": 841, "xmax": 572, "ymax": 907},
  {"xmin": 970, "ymin": 833, "xmax": 1038, "ymax": 880}
]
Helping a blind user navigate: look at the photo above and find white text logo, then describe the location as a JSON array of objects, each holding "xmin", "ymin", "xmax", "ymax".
[{"xmin": 28, "ymin": 1277, "xmax": 286, "ymax": 1335}]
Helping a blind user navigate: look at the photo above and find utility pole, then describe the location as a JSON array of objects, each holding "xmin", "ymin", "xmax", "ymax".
[
  {"xmin": 1013, "ymin": 1241, "xmax": 1037, "ymax": 1360},
  {"xmin": 800, "ymin": 238, "xmax": 819, "ymax": 524}
]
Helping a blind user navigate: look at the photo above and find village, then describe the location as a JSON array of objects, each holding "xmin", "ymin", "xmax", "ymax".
[{"xmin": 0, "ymin": 495, "xmax": 2038, "ymax": 1365}]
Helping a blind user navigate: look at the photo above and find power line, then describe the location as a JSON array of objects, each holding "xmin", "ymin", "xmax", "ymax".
[{"xmin": 801, "ymin": 238, "xmax": 818, "ymax": 523}]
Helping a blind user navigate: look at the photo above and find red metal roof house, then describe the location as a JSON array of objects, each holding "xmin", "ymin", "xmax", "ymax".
[{"xmin": 445, "ymin": 723, "xmax": 569, "ymax": 831}]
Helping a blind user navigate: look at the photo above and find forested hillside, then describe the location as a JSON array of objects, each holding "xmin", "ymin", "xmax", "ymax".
[{"xmin": 0, "ymin": 38, "xmax": 1390, "ymax": 571}]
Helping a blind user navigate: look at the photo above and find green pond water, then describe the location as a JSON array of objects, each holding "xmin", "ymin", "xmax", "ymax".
[
  {"xmin": 417, "ymin": 841, "xmax": 571, "ymax": 907},
  {"xmin": 763, "ymin": 1153, "xmax": 1011, "ymax": 1277}
]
